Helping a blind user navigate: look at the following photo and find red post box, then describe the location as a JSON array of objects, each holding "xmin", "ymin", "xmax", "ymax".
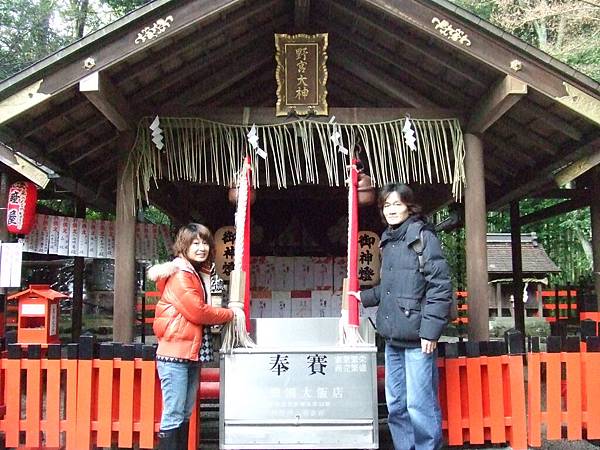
[{"xmin": 7, "ymin": 284, "xmax": 67, "ymax": 344}]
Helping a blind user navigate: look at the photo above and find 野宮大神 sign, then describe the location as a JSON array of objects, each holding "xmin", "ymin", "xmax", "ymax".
[{"xmin": 275, "ymin": 33, "xmax": 328, "ymax": 116}]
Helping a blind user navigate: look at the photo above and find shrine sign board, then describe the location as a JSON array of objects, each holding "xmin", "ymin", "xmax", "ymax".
[{"xmin": 275, "ymin": 33, "xmax": 328, "ymax": 117}]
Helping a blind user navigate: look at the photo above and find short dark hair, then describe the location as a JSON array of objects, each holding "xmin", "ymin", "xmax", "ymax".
[
  {"xmin": 378, "ymin": 183, "xmax": 422, "ymax": 223},
  {"xmin": 172, "ymin": 223, "xmax": 215, "ymax": 265}
]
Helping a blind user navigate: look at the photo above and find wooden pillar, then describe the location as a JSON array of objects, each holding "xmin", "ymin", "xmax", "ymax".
[
  {"xmin": 591, "ymin": 167, "xmax": 600, "ymax": 310},
  {"xmin": 495, "ymin": 282, "xmax": 502, "ymax": 318},
  {"xmin": 510, "ymin": 201, "xmax": 525, "ymax": 336},
  {"xmin": 71, "ymin": 198, "xmax": 86, "ymax": 341},
  {"xmin": 0, "ymin": 172, "xmax": 8, "ymax": 243},
  {"xmin": 113, "ymin": 132, "xmax": 136, "ymax": 343},
  {"xmin": 464, "ymin": 133, "xmax": 489, "ymax": 341},
  {"xmin": 0, "ymin": 171, "xmax": 9, "ymax": 337}
]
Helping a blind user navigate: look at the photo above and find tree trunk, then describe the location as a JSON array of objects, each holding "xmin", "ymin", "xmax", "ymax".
[{"xmin": 76, "ymin": 0, "xmax": 89, "ymax": 39}]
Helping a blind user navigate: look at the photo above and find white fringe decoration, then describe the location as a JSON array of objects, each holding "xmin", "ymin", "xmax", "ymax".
[
  {"xmin": 129, "ymin": 116, "xmax": 465, "ymax": 210},
  {"xmin": 221, "ymin": 300, "xmax": 255, "ymax": 351}
]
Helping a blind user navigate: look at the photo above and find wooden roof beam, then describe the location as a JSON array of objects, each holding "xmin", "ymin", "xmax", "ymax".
[
  {"xmin": 0, "ymin": 127, "xmax": 114, "ymax": 212},
  {"xmin": 493, "ymin": 119, "xmax": 558, "ymax": 156},
  {"xmin": 515, "ymin": 100, "xmax": 582, "ymax": 141},
  {"xmin": 47, "ymin": 116, "xmax": 107, "ymax": 154},
  {"xmin": 322, "ymin": 0, "xmax": 487, "ymax": 89},
  {"xmin": 360, "ymin": 0, "xmax": 600, "ymax": 122},
  {"xmin": 68, "ymin": 133, "xmax": 120, "ymax": 166},
  {"xmin": 467, "ymin": 75, "xmax": 527, "ymax": 133},
  {"xmin": 488, "ymin": 133, "xmax": 600, "ymax": 210},
  {"xmin": 322, "ymin": 26, "xmax": 470, "ymax": 107},
  {"xmin": 330, "ymin": 52, "xmax": 438, "ymax": 108},
  {"xmin": 530, "ymin": 187, "xmax": 590, "ymax": 200},
  {"xmin": 147, "ymin": 107, "xmax": 463, "ymax": 124},
  {"xmin": 80, "ymin": 71, "xmax": 135, "ymax": 131},
  {"xmin": 83, "ymin": 153, "xmax": 121, "ymax": 178},
  {"xmin": 520, "ymin": 195, "xmax": 590, "ymax": 226},
  {"xmin": 165, "ymin": 52, "xmax": 274, "ymax": 107},
  {"xmin": 484, "ymin": 132, "xmax": 536, "ymax": 167},
  {"xmin": 554, "ymin": 147, "xmax": 600, "ymax": 186},
  {"xmin": 116, "ymin": 0, "xmax": 283, "ymax": 85},
  {"xmin": 133, "ymin": 19, "xmax": 286, "ymax": 105}
]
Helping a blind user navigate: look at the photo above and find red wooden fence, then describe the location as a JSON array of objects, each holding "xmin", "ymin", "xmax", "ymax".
[{"xmin": 1, "ymin": 334, "xmax": 600, "ymax": 449}]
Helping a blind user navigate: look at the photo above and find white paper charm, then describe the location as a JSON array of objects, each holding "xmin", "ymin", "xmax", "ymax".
[
  {"xmin": 403, "ymin": 117, "xmax": 417, "ymax": 151},
  {"xmin": 247, "ymin": 124, "xmax": 267, "ymax": 159}
]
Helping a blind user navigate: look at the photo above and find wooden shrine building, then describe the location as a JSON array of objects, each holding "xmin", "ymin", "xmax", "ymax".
[{"xmin": 1, "ymin": 0, "xmax": 599, "ymax": 343}]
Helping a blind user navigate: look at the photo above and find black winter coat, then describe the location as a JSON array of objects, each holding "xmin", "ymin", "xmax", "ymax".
[{"xmin": 361, "ymin": 216, "xmax": 452, "ymax": 348}]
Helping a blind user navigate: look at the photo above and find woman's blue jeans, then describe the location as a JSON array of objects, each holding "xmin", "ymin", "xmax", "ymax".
[
  {"xmin": 385, "ymin": 343, "xmax": 442, "ymax": 450},
  {"xmin": 157, "ymin": 360, "xmax": 200, "ymax": 431}
]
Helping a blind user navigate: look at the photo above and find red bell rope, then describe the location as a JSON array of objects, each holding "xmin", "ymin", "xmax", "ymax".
[
  {"xmin": 243, "ymin": 156, "xmax": 252, "ymax": 331},
  {"xmin": 347, "ymin": 159, "xmax": 360, "ymax": 327}
]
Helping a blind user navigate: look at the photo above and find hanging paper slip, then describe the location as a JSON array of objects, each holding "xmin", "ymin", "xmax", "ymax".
[{"xmin": 48, "ymin": 215, "xmax": 60, "ymax": 255}]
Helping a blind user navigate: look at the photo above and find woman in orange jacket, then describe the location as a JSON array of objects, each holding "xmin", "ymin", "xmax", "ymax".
[{"xmin": 148, "ymin": 223, "xmax": 234, "ymax": 450}]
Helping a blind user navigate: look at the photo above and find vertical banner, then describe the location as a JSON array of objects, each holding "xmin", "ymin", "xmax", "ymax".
[
  {"xmin": 68, "ymin": 217, "xmax": 79, "ymax": 256},
  {"xmin": 0, "ymin": 242, "xmax": 23, "ymax": 287},
  {"xmin": 36, "ymin": 214, "xmax": 50, "ymax": 254},
  {"xmin": 88, "ymin": 220, "xmax": 97, "ymax": 257},
  {"xmin": 214, "ymin": 226, "xmax": 235, "ymax": 281},
  {"xmin": 77, "ymin": 218, "xmax": 89, "ymax": 257},
  {"xmin": 48, "ymin": 215, "xmax": 60, "ymax": 255},
  {"xmin": 357, "ymin": 231, "xmax": 380, "ymax": 286},
  {"xmin": 57, "ymin": 216, "xmax": 70, "ymax": 256},
  {"xmin": 106, "ymin": 221, "xmax": 115, "ymax": 259},
  {"xmin": 25, "ymin": 215, "xmax": 40, "ymax": 253},
  {"xmin": 96, "ymin": 220, "xmax": 107, "ymax": 258}
]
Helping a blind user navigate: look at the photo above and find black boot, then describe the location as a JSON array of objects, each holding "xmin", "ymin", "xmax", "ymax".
[
  {"xmin": 178, "ymin": 420, "xmax": 190, "ymax": 449},
  {"xmin": 157, "ymin": 427, "xmax": 178, "ymax": 450}
]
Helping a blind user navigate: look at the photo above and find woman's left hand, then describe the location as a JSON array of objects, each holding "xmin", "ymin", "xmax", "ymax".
[{"xmin": 421, "ymin": 338, "xmax": 437, "ymax": 354}]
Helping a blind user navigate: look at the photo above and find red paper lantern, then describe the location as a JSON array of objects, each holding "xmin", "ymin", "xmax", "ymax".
[{"xmin": 6, "ymin": 181, "xmax": 38, "ymax": 234}]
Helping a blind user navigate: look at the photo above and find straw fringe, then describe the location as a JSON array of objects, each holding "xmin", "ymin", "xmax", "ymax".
[{"xmin": 129, "ymin": 116, "xmax": 465, "ymax": 212}]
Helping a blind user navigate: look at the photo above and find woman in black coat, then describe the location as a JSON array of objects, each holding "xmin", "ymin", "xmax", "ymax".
[{"xmin": 350, "ymin": 183, "xmax": 452, "ymax": 450}]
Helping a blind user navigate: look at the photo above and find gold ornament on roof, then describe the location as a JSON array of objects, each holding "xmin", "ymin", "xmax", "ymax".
[
  {"xmin": 431, "ymin": 17, "xmax": 471, "ymax": 46},
  {"xmin": 83, "ymin": 57, "xmax": 96, "ymax": 70},
  {"xmin": 134, "ymin": 16, "xmax": 174, "ymax": 45},
  {"xmin": 510, "ymin": 60, "xmax": 523, "ymax": 72}
]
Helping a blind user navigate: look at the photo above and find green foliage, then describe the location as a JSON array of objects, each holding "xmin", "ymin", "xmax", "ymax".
[
  {"xmin": 438, "ymin": 198, "xmax": 593, "ymax": 289},
  {"xmin": 0, "ymin": 0, "xmax": 68, "ymax": 79},
  {"xmin": 101, "ymin": 0, "xmax": 148, "ymax": 16},
  {"xmin": 0, "ymin": 0, "xmax": 150, "ymax": 81},
  {"xmin": 450, "ymin": 0, "xmax": 600, "ymax": 82}
]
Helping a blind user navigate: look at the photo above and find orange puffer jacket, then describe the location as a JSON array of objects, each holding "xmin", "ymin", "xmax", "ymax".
[{"xmin": 148, "ymin": 257, "xmax": 233, "ymax": 361}]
